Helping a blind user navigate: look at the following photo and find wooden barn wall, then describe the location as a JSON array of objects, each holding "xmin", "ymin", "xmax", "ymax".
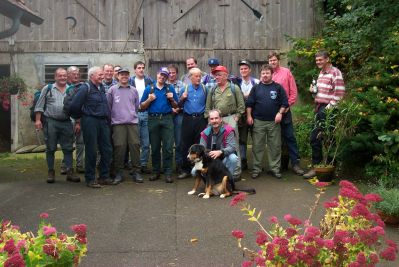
[{"xmin": 0, "ymin": 0, "xmax": 316, "ymax": 76}]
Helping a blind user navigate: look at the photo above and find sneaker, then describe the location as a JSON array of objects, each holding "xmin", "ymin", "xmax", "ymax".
[
  {"xmin": 271, "ymin": 172, "xmax": 282, "ymax": 179},
  {"xmin": 131, "ymin": 171, "xmax": 144, "ymax": 183},
  {"xmin": 114, "ymin": 171, "xmax": 123, "ymax": 184},
  {"xmin": 47, "ymin": 170, "xmax": 55, "ymax": 183},
  {"xmin": 66, "ymin": 169, "xmax": 81, "ymax": 182},
  {"xmin": 303, "ymin": 169, "xmax": 316, "ymax": 179},
  {"xmin": 60, "ymin": 165, "xmax": 67, "ymax": 175},
  {"xmin": 165, "ymin": 175, "xmax": 174, "ymax": 183},
  {"xmin": 251, "ymin": 172, "xmax": 260, "ymax": 179},
  {"xmin": 292, "ymin": 164, "xmax": 305, "ymax": 176},
  {"xmin": 149, "ymin": 173, "xmax": 161, "ymax": 181},
  {"xmin": 97, "ymin": 177, "xmax": 118, "ymax": 185},
  {"xmin": 140, "ymin": 166, "xmax": 152, "ymax": 174},
  {"xmin": 86, "ymin": 181, "xmax": 102, "ymax": 188}
]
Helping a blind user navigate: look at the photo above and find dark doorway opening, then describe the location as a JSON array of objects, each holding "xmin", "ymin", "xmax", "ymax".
[{"xmin": 0, "ymin": 64, "xmax": 11, "ymax": 152}]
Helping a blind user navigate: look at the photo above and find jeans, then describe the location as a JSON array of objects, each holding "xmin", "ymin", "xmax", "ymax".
[
  {"xmin": 173, "ymin": 113, "xmax": 184, "ymax": 165},
  {"xmin": 44, "ymin": 118, "xmax": 74, "ymax": 171},
  {"xmin": 138, "ymin": 111, "xmax": 150, "ymax": 167},
  {"xmin": 81, "ymin": 116, "xmax": 112, "ymax": 183},
  {"xmin": 281, "ymin": 110, "xmax": 301, "ymax": 166}
]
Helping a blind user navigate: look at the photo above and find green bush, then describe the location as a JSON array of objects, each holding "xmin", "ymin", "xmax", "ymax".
[{"xmin": 287, "ymin": 0, "xmax": 399, "ymax": 184}]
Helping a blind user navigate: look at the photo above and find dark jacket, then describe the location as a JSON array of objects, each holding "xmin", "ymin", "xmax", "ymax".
[
  {"xmin": 70, "ymin": 81, "xmax": 110, "ymax": 118},
  {"xmin": 199, "ymin": 124, "xmax": 237, "ymax": 156}
]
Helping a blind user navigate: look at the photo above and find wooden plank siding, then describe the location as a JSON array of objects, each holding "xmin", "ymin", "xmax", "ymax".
[{"xmin": 0, "ymin": 0, "xmax": 315, "ymax": 75}]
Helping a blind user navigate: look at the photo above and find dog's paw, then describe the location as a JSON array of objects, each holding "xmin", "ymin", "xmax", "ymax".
[
  {"xmin": 197, "ymin": 193, "xmax": 205, "ymax": 197},
  {"xmin": 202, "ymin": 194, "xmax": 210, "ymax": 199},
  {"xmin": 220, "ymin": 194, "xmax": 226, "ymax": 199},
  {"xmin": 187, "ymin": 190, "xmax": 196, "ymax": 195}
]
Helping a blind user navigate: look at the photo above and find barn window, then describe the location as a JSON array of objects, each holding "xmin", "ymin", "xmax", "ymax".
[{"xmin": 44, "ymin": 64, "xmax": 89, "ymax": 84}]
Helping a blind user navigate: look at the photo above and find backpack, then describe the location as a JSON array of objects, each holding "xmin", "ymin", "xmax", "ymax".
[
  {"xmin": 149, "ymin": 83, "xmax": 170, "ymax": 94},
  {"xmin": 63, "ymin": 82, "xmax": 90, "ymax": 118},
  {"xmin": 30, "ymin": 84, "xmax": 53, "ymax": 122}
]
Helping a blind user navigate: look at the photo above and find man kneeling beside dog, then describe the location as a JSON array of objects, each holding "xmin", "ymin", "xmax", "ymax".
[{"xmin": 187, "ymin": 109, "xmax": 255, "ymax": 199}]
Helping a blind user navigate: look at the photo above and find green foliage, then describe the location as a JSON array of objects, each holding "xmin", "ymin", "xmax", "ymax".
[
  {"xmin": 287, "ymin": 0, "xmax": 399, "ymax": 184},
  {"xmin": 292, "ymin": 104, "xmax": 314, "ymax": 159},
  {"xmin": 373, "ymin": 186, "xmax": 399, "ymax": 217}
]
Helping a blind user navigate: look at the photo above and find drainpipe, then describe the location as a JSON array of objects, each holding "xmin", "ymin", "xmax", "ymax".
[{"xmin": 0, "ymin": 10, "xmax": 23, "ymax": 39}]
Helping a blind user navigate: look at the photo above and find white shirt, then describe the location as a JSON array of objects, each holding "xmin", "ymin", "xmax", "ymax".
[{"xmin": 135, "ymin": 78, "xmax": 146, "ymax": 100}]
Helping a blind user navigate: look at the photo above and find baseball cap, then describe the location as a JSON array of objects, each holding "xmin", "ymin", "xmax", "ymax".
[
  {"xmin": 211, "ymin": 65, "xmax": 228, "ymax": 75},
  {"xmin": 158, "ymin": 67, "xmax": 169, "ymax": 77},
  {"xmin": 208, "ymin": 58, "xmax": 220, "ymax": 66},
  {"xmin": 238, "ymin": 60, "xmax": 251, "ymax": 67},
  {"xmin": 117, "ymin": 67, "xmax": 130, "ymax": 74}
]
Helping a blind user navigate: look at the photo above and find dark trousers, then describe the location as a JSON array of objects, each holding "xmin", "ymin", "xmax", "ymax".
[
  {"xmin": 180, "ymin": 114, "xmax": 208, "ymax": 173},
  {"xmin": 44, "ymin": 118, "xmax": 74, "ymax": 171},
  {"xmin": 148, "ymin": 114, "xmax": 174, "ymax": 175},
  {"xmin": 281, "ymin": 110, "xmax": 301, "ymax": 166},
  {"xmin": 310, "ymin": 105, "xmax": 327, "ymax": 165},
  {"xmin": 238, "ymin": 115, "xmax": 252, "ymax": 160},
  {"xmin": 81, "ymin": 116, "xmax": 112, "ymax": 183}
]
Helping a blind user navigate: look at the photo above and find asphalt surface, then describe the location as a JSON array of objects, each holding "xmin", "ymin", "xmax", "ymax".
[{"xmin": 1, "ymin": 165, "xmax": 398, "ymax": 267}]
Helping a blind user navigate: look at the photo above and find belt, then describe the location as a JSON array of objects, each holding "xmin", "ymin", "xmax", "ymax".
[
  {"xmin": 184, "ymin": 112, "xmax": 204, "ymax": 117},
  {"xmin": 148, "ymin": 113, "xmax": 172, "ymax": 117}
]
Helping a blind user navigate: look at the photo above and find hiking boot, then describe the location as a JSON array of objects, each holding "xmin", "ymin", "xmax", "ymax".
[
  {"xmin": 303, "ymin": 169, "xmax": 316, "ymax": 180},
  {"xmin": 233, "ymin": 174, "xmax": 241, "ymax": 182},
  {"xmin": 292, "ymin": 164, "xmax": 305, "ymax": 176},
  {"xmin": 60, "ymin": 165, "xmax": 67, "ymax": 175},
  {"xmin": 47, "ymin": 170, "xmax": 55, "ymax": 183},
  {"xmin": 140, "ymin": 166, "xmax": 152, "ymax": 174},
  {"xmin": 176, "ymin": 165, "xmax": 183, "ymax": 175},
  {"xmin": 76, "ymin": 166, "xmax": 85, "ymax": 173},
  {"xmin": 66, "ymin": 169, "xmax": 81, "ymax": 182}
]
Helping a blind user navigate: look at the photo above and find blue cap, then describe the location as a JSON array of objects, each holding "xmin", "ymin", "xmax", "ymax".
[
  {"xmin": 158, "ymin": 67, "xmax": 169, "ymax": 77},
  {"xmin": 208, "ymin": 58, "xmax": 220, "ymax": 66}
]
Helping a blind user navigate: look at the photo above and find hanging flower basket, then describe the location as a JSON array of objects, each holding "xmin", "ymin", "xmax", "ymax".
[{"xmin": 0, "ymin": 75, "xmax": 28, "ymax": 111}]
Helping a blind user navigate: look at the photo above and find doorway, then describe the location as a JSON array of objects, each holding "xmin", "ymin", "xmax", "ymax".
[{"xmin": 0, "ymin": 64, "xmax": 11, "ymax": 152}]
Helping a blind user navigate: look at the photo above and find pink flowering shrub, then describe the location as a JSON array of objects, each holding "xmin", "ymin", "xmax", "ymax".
[
  {"xmin": 0, "ymin": 213, "xmax": 87, "ymax": 266},
  {"xmin": 231, "ymin": 180, "xmax": 398, "ymax": 266}
]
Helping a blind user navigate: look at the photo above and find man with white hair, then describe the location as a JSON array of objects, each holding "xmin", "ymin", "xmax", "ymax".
[
  {"xmin": 177, "ymin": 67, "xmax": 208, "ymax": 179},
  {"xmin": 70, "ymin": 66, "xmax": 114, "ymax": 188}
]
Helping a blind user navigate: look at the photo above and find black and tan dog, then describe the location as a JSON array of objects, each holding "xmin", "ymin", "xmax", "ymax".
[{"xmin": 187, "ymin": 144, "xmax": 256, "ymax": 199}]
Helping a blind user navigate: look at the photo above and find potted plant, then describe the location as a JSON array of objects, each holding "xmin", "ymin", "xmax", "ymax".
[
  {"xmin": 372, "ymin": 185, "xmax": 399, "ymax": 225},
  {"xmin": 314, "ymin": 100, "xmax": 360, "ymax": 181},
  {"xmin": 0, "ymin": 75, "xmax": 28, "ymax": 111}
]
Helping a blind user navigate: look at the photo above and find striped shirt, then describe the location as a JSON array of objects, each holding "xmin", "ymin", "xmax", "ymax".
[
  {"xmin": 34, "ymin": 83, "xmax": 70, "ymax": 121},
  {"xmin": 315, "ymin": 66, "xmax": 345, "ymax": 106}
]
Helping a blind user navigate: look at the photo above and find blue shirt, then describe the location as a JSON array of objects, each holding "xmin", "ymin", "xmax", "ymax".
[
  {"xmin": 180, "ymin": 83, "xmax": 207, "ymax": 114},
  {"xmin": 140, "ymin": 84, "xmax": 178, "ymax": 114}
]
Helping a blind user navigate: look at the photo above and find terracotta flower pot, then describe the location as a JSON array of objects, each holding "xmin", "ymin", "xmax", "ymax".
[
  {"xmin": 315, "ymin": 165, "xmax": 335, "ymax": 182},
  {"xmin": 377, "ymin": 210, "xmax": 399, "ymax": 226}
]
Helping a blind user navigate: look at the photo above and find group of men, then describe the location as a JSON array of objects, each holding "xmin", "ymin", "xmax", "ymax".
[{"xmin": 33, "ymin": 50, "xmax": 344, "ymax": 188}]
